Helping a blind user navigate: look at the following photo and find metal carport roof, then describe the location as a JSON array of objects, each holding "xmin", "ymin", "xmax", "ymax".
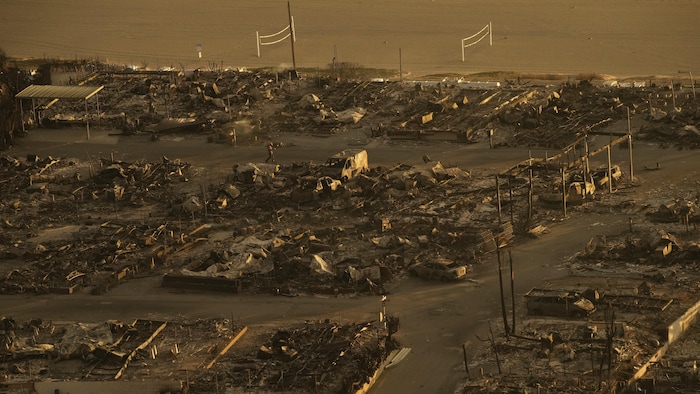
[
  {"xmin": 15, "ymin": 84, "xmax": 105, "ymax": 139},
  {"xmin": 15, "ymin": 84, "xmax": 104, "ymax": 100}
]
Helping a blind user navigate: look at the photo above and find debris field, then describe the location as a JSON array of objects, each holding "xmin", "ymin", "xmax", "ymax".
[{"xmin": 1, "ymin": 66, "xmax": 700, "ymax": 393}]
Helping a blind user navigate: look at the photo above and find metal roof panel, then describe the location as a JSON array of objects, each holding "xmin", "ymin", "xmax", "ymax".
[{"xmin": 15, "ymin": 85, "xmax": 104, "ymax": 100}]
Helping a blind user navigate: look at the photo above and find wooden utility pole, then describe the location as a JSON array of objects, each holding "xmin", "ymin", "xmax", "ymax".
[
  {"xmin": 495, "ymin": 175, "xmax": 502, "ymax": 224},
  {"xmin": 507, "ymin": 176, "xmax": 514, "ymax": 223},
  {"xmin": 200, "ymin": 183, "xmax": 208, "ymax": 220},
  {"xmin": 287, "ymin": 1, "xmax": 297, "ymax": 70},
  {"xmin": 527, "ymin": 153, "xmax": 533, "ymax": 222},
  {"xmin": 488, "ymin": 320, "xmax": 502, "ymax": 373},
  {"xmin": 583, "ymin": 134, "xmax": 590, "ymax": 205},
  {"xmin": 462, "ymin": 343, "xmax": 470, "ymax": 378},
  {"xmin": 509, "ymin": 250, "xmax": 515, "ymax": 334},
  {"xmin": 528, "ymin": 166, "xmax": 533, "ymax": 221},
  {"xmin": 561, "ymin": 168, "xmax": 567, "ymax": 217},
  {"xmin": 497, "ymin": 248, "xmax": 510, "ymax": 337}
]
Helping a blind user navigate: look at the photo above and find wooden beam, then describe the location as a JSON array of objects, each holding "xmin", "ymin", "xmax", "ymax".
[
  {"xmin": 114, "ymin": 321, "xmax": 167, "ymax": 380},
  {"xmin": 205, "ymin": 326, "xmax": 249, "ymax": 369}
]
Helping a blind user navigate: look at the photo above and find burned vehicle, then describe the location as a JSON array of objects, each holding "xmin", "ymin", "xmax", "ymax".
[
  {"xmin": 409, "ymin": 258, "xmax": 470, "ymax": 281},
  {"xmin": 540, "ymin": 181, "xmax": 596, "ymax": 206},
  {"xmin": 320, "ymin": 149, "xmax": 369, "ymax": 182},
  {"xmin": 524, "ymin": 288, "xmax": 596, "ymax": 317},
  {"xmin": 591, "ymin": 164, "xmax": 622, "ymax": 188}
]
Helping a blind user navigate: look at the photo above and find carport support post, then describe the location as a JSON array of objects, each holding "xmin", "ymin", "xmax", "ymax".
[{"xmin": 19, "ymin": 99, "xmax": 25, "ymax": 133}]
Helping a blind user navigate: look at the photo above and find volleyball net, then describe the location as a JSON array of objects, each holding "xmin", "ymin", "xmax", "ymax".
[
  {"xmin": 256, "ymin": 18, "xmax": 296, "ymax": 58},
  {"xmin": 461, "ymin": 22, "xmax": 492, "ymax": 62}
]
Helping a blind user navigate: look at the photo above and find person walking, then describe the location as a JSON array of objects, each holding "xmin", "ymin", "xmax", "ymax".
[{"xmin": 265, "ymin": 141, "xmax": 275, "ymax": 163}]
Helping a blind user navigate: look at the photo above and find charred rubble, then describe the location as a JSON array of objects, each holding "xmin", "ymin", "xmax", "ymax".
[
  {"xmin": 10, "ymin": 65, "xmax": 698, "ymax": 150},
  {"xmin": 0, "ymin": 316, "xmax": 395, "ymax": 394},
  {"xmin": 1, "ymin": 66, "xmax": 700, "ymax": 393}
]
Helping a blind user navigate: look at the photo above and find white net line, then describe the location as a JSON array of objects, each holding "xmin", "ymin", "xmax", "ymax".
[
  {"xmin": 256, "ymin": 18, "xmax": 295, "ymax": 57},
  {"xmin": 462, "ymin": 24, "xmax": 490, "ymax": 48},
  {"xmin": 259, "ymin": 25, "xmax": 290, "ymax": 40},
  {"xmin": 260, "ymin": 33, "xmax": 291, "ymax": 46},
  {"xmin": 462, "ymin": 31, "xmax": 489, "ymax": 49}
]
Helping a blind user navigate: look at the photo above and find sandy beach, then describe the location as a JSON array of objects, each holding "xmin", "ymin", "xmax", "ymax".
[{"xmin": 2, "ymin": 0, "xmax": 699, "ymax": 78}]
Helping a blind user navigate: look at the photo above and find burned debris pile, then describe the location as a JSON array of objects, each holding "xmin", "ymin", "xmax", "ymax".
[
  {"xmin": 0, "ymin": 316, "xmax": 392, "ymax": 394},
  {"xmin": 22, "ymin": 67, "xmax": 699, "ymax": 151},
  {"xmin": 0, "ymin": 155, "xmax": 195, "ymax": 295},
  {"xmin": 462, "ymin": 219, "xmax": 700, "ymax": 392},
  {"xmin": 0, "ymin": 147, "xmax": 508, "ymax": 298},
  {"xmin": 164, "ymin": 157, "xmax": 492, "ymax": 296},
  {"xmin": 224, "ymin": 321, "xmax": 393, "ymax": 393}
]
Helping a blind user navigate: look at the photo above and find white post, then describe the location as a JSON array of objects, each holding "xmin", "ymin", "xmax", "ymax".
[
  {"xmin": 627, "ymin": 107, "xmax": 634, "ymax": 183},
  {"xmin": 690, "ymin": 71, "xmax": 696, "ymax": 99},
  {"xmin": 489, "ymin": 22, "xmax": 493, "ymax": 46},
  {"xmin": 461, "ymin": 38, "xmax": 465, "ymax": 62},
  {"xmin": 256, "ymin": 31, "xmax": 260, "ymax": 57}
]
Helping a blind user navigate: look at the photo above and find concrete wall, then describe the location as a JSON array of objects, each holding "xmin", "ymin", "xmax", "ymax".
[
  {"xmin": 624, "ymin": 298, "xmax": 700, "ymax": 392},
  {"xmin": 667, "ymin": 299, "xmax": 700, "ymax": 344}
]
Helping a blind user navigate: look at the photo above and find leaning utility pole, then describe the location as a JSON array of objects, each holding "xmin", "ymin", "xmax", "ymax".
[{"xmin": 288, "ymin": 1, "xmax": 297, "ymax": 71}]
